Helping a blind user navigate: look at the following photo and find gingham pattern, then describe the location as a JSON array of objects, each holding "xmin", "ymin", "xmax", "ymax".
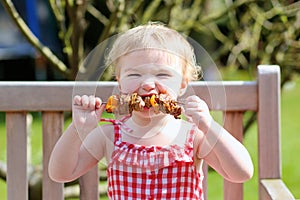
[{"xmin": 101, "ymin": 118, "xmax": 203, "ymax": 199}]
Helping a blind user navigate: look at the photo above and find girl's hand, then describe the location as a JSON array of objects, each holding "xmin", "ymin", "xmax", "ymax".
[
  {"xmin": 72, "ymin": 95, "xmax": 105, "ymax": 135},
  {"xmin": 183, "ymin": 95, "xmax": 213, "ymax": 134}
]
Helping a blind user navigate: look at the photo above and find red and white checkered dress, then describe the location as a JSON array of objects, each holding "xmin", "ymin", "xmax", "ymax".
[{"xmin": 102, "ymin": 118, "xmax": 204, "ymax": 200}]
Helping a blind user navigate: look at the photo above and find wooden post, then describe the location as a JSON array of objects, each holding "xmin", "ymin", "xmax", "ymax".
[{"xmin": 257, "ymin": 65, "xmax": 281, "ymax": 199}]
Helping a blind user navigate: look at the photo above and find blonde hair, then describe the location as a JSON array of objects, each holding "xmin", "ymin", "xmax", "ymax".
[{"xmin": 105, "ymin": 22, "xmax": 202, "ymax": 82}]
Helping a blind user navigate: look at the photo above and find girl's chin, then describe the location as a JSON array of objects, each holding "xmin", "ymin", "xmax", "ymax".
[{"xmin": 133, "ymin": 108, "xmax": 165, "ymax": 118}]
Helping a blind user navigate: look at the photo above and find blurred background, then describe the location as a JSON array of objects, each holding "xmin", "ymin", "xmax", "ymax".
[{"xmin": 0, "ymin": 0, "xmax": 299, "ymax": 199}]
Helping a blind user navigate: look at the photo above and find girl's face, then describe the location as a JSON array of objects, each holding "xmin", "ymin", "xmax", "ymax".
[{"xmin": 117, "ymin": 49, "xmax": 187, "ymax": 99}]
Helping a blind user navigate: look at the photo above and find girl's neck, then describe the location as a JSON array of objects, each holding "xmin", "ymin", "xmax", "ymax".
[
  {"xmin": 125, "ymin": 112, "xmax": 174, "ymax": 139},
  {"xmin": 130, "ymin": 111, "xmax": 171, "ymax": 126}
]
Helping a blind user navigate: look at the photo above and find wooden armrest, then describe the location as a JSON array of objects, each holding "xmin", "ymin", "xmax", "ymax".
[{"xmin": 260, "ymin": 179, "xmax": 295, "ymax": 200}]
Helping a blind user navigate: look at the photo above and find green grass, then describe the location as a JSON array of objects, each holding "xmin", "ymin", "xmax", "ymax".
[
  {"xmin": 281, "ymin": 79, "xmax": 300, "ymax": 196},
  {"xmin": 0, "ymin": 77, "xmax": 299, "ymax": 199}
]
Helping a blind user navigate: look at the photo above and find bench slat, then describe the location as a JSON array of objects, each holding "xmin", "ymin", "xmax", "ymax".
[
  {"xmin": 42, "ymin": 112, "xmax": 64, "ymax": 200},
  {"xmin": 6, "ymin": 112, "xmax": 28, "ymax": 200},
  {"xmin": 79, "ymin": 166, "xmax": 99, "ymax": 200},
  {"xmin": 223, "ymin": 111, "xmax": 244, "ymax": 200},
  {"xmin": 0, "ymin": 81, "xmax": 257, "ymax": 111},
  {"xmin": 189, "ymin": 81, "xmax": 257, "ymax": 111},
  {"xmin": 202, "ymin": 162, "xmax": 208, "ymax": 200}
]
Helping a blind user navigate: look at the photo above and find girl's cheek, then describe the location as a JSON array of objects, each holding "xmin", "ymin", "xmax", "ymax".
[{"xmin": 119, "ymin": 80, "xmax": 140, "ymax": 93}]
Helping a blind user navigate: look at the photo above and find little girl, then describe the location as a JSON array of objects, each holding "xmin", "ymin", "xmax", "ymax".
[{"xmin": 49, "ymin": 22, "xmax": 253, "ymax": 199}]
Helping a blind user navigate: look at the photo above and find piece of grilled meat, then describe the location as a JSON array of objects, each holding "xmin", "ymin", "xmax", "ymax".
[{"xmin": 105, "ymin": 93, "xmax": 181, "ymax": 118}]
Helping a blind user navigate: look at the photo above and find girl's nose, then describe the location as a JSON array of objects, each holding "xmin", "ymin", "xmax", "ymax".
[{"xmin": 141, "ymin": 80, "xmax": 156, "ymax": 91}]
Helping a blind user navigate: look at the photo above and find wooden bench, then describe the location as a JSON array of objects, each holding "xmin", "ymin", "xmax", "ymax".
[{"xmin": 0, "ymin": 65, "xmax": 295, "ymax": 200}]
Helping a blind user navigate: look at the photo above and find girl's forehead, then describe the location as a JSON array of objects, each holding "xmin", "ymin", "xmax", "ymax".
[{"xmin": 117, "ymin": 49, "xmax": 183, "ymax": 67}]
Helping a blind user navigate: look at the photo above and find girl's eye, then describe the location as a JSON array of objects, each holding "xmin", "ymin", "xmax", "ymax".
[
  {"xmin": 156, "ymin": 73, "xmax": 171, "ymax": 77},
  {"xmin": 127, "ymin": 73, "xmax": 141, "ymax": 77}
]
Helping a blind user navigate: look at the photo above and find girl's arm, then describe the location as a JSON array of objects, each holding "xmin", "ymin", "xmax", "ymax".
[
  {"xmin": 195, "ymin": 121, "xmax": 253, "ymax": 182},
  {"xmin": 185, "ymin": 95, "xmax": 254, "ymax": 183},
  {"xmin": 48, "ymin": 95, "xmax": 106, "ymax": 182}
]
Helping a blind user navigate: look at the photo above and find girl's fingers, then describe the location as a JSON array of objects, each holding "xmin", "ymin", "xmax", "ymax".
[
  {"xmin": 88, "ymin": 95, "xmax": 96, "ymax": 109},
  {"xmin": 73, "ymin": 95, "xmax": 82, "ymax": 106},
  {"xmin": 95, "ymin": 97, "xmax": 102, "ymax": 109},
  {"xmin": 81, "ymin": 95, "xmax": 90, "ymax": 108},
  {"xmin": 88, "ymin": 96, "xmax": 103, "ymax": 109},
  {"xmin": 185, "ymin": 101, "xmax": 201, "ymax": 108},
  {"xmin": 73, "ymin": 95, "xmax": 103, "ymax": 110},
  {"xmin": 95, "ymin": 103, "xmax": 106, "ymax": 117}
]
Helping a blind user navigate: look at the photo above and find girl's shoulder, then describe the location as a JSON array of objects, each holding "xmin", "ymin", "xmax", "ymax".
[
  {"xmin": 179, "ymin": 118, "xmax": 194, "ymax": 128},
  {"xmin": 168, "ymin": 119, "xmax": 195, "ymax": 145},
  {"xmin": 175, "ymin": 118, "xmax": 198, "ymax": 135},
  {"xmin": 99, "ymin": 122, "xmax": 115, "ymax": 140},
  {"xmin": 177, "ymin": 119, "xmax": 204, "ymax": 150}
]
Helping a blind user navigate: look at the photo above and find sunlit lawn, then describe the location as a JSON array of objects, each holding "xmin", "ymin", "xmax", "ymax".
[{"xmin": 0, "ymin": 77, "xmax": 299, "ymax": 199}]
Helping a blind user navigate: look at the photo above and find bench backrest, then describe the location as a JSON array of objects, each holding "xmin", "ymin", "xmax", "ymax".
[{"xmin": 0, "ymin": 65, "xmax": 295, "ymax": 200}]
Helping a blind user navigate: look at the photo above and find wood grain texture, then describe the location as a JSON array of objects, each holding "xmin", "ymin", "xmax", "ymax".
[
  {"xmin": 6, "ymin": 112, "xmax": 28, "ymax": 200},
  {"xmin": 260, "ymin": 179, "xmax": 295, "ymax": 200},
  {"xmin": 42, "ymin": 112, "xmax": 64, "ymax": 200},
  {"xmin": 258, "ymin": 65, "xmax": 281, "ymax": 179},
  {"xmin": 79, "ymin": 166, "xmax": 99, "ymax": 200},
  {"xmin": 223, "ymin": 111, "xmax": 244, "ymax": 200}
]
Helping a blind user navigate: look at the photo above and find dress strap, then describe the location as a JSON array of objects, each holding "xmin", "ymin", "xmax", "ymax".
[
  {"xmin": 184, "ymin": 124, "xmax": 197, "ymax": 154},
  {"xmin": 100, "ymin": 115, "xmax": 132, "ymax": 145}
]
